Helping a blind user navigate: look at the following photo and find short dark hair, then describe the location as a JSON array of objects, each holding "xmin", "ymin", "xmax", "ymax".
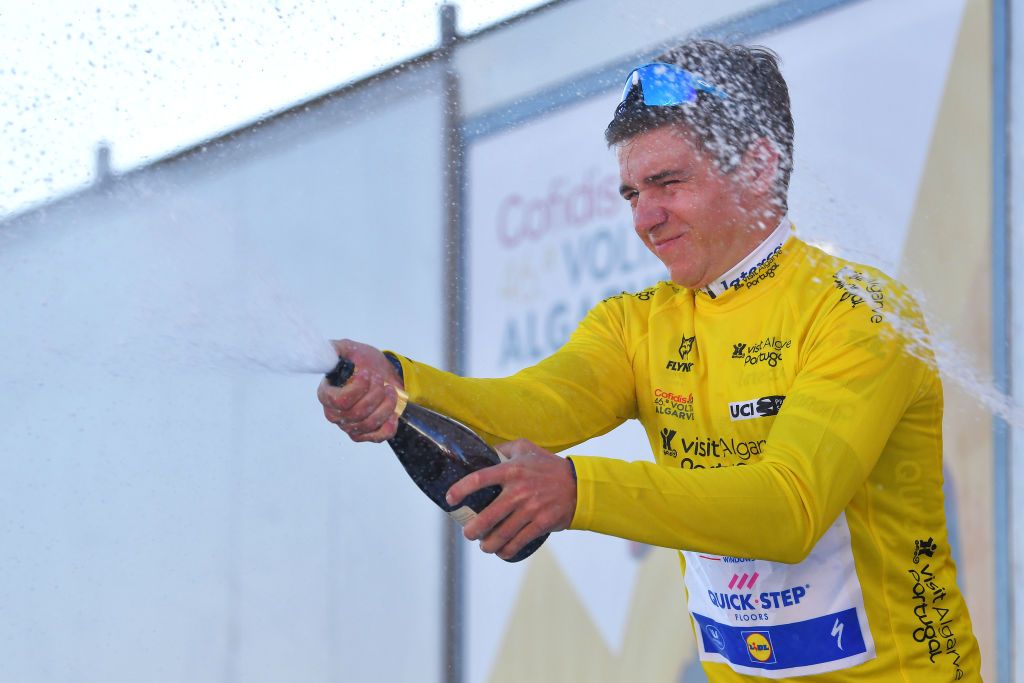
[{"xmin": 606, "ymin": 40, "xmax": 795, "ymax": 201}]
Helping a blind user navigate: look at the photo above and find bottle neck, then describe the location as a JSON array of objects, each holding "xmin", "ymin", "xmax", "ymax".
[{"xmin": 394, "ymin": 387, "xmax": 410, "ymax": 418}]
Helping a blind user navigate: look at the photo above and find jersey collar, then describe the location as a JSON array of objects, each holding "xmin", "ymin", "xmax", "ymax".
[{"xmin": 697, "ymin": 216, "xmax": 791, "ymax": 300}]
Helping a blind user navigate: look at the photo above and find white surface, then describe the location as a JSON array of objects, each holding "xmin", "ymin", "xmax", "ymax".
[
  {"xmin": 0, "ymin": 85, "xmax": 447, "ymax": 682},
  {"xmin": 0, "ymin": 0, "xmax": 552, "ymax": 221},
  {"xmin": 465, "ymin": 92, "xmax": 665, "ymax": 681},
  {"xmin": 457, "ymin": 0, "xmax": 766, "ymax": 118}
]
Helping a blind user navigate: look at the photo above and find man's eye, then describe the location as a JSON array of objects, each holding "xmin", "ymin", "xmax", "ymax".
[{"xmin": 622, "ymin": 191, "xmax": 638, "ymax": 201}]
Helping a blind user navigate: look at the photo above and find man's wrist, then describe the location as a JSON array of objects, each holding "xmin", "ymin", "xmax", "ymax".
[{"xmin": 383, "ymin": 352, "xmax": 405, "ymax": 383}]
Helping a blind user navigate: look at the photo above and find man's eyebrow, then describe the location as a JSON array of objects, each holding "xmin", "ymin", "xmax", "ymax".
[
  {"xmin": 645, "ymin": 169, "xmax": 685, "ymax": 184},
  {"xmin": 619, "ymin": 169, "xmax": 687, "ymax": 196}
]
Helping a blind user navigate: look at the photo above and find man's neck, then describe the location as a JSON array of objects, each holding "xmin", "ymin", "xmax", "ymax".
[{"xmin": 698, "ymin": 215, "xmax": 791, "ymax": 299}]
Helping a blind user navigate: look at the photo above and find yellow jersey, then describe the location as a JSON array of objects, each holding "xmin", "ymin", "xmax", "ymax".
[{"xmin": 397, "ymin": 229, "xmax": 981, "ymax": 681}]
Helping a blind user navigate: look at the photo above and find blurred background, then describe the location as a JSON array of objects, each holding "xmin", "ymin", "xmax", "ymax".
[{"xmin": 0, "ymin": 0, "xmax": 1018, "ymax": 681}]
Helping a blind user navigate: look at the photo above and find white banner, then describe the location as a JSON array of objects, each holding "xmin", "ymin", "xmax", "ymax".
[{"xmin": 465, "ymin": 93, "xmax": 667, "ymax": 683}]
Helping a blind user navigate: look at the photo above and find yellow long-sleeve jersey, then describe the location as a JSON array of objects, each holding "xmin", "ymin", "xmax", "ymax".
[{"xmin": 396, "ymin": 231, "xmax": 981, "ymax": 681}]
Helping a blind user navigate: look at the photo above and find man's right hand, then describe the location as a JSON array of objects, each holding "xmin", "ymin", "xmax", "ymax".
[{"xmin": 317, "ymin": 339, "xmax": 404, "ymax": 443}]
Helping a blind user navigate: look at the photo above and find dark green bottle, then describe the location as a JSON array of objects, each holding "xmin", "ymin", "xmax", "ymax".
[{"xmin": 326, "ymin": 357, "xmax": 547, "ymax": 562}]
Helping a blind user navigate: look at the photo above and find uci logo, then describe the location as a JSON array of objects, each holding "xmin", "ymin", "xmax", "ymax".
[
  {"xmin": 728, "ymin": 396, "xmax": 785, "ymax": 421},
  {"xmin": 744, "ymin": 631, "xmax": 776, "ymax": 664}
]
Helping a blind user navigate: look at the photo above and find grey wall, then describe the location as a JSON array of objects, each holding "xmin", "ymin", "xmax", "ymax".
[{"xmin": 0, "ymin": 61, "xmax": 447, "ymax": 683}]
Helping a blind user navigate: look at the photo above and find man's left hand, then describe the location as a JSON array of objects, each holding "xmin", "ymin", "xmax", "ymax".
[{"xmin": 445, "ymin": 439, "xmax": 577, "ymax": 561}]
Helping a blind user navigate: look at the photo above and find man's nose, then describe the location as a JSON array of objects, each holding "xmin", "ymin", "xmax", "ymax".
[{"xmin": 633, "ymin": 194, "xmax": 667, "ymax": 233}]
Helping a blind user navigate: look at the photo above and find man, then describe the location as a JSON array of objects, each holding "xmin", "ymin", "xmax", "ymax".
[{"xmin": 319, "ymin": 41, "xmax": 981, "ymax": 680}]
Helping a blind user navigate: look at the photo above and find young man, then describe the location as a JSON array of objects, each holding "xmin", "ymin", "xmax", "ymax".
[{"xmin": 319, "ymin": 41, "xmax": 981, "ymax": 680}]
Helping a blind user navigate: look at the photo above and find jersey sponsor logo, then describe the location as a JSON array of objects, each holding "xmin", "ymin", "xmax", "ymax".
[
  {"xmin": 701, "ymin": 245, "xmax": 784, "ymax": 298},
  {"xmin": 708, "ymin": 584, "xmax": 809, "ymax": 613},
  {"xmin": 833, "ymin": 267, "xmax": 886, "ymax": 324},
  {"xmin": 732, "ymin": 335, "xmax": 792, "ymax": 367},
  {"xmin": 705, "ymin": 624, "xmax": 726, "ymax": 652},
  {"xmin": 678, "ymin": 436, "xmax": 766, "ymax": 462},
  {"xmin": 698, "ymin": 554, "xmax": 755, "ymax": 563},
  {"xmin": 831, "ymin": 618, "xmax": 845, "ymax": 651},
  {"xmin": 744, "ymin": 632, "xmax": 776, "ymax": 664},
  {"xmin": 666, "ymin": 335, "xmax": 696, "ymax": 372},
  {"xmin": 660, "ymin": 427, "xmax": 678, "ymax": 457},
  {"xmin": 729, "ymin": 395, "xmax": 785, "ymax": 421},
  {"xmin": 914, "ymin": 537, "xmax": 938, "ymax": 563},
  {"xmin": 602, "ymin": 285, "xmax": 665, "ymax": 304},
  {"xmin": 653, "ymin": 388, "xmax": 695, "ymax": 421},
  {"xmin": 730, "ymin": 572, "xmax": 759, "ymax": 590},
  {"xmin": 693, "ymin": 609, "xmax": 869, "ymax": 674},
  {"xmin": 687, "ymin": 514, "xmax": 875, "ymax": 675},
  {"xmin": 906, "ymin": 541, "xmax": 966, "ymax": 679}
]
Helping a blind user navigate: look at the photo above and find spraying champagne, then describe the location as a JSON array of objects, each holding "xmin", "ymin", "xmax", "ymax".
[{"xmin": 326, "ymin": 357, "xmax": 547, "ymax": 563}]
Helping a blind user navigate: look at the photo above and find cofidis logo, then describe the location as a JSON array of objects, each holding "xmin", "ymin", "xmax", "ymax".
[{"xmin": 743, "ymin": 631, "xmax": 776, "ymax": 664}]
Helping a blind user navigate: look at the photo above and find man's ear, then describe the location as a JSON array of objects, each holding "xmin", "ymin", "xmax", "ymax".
[{"xmin": 736, "ymin": 137, "xmax": 781, "ymax": 198}]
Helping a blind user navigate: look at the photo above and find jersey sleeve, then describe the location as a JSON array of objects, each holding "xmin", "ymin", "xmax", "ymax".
[
  {"xmin": 569, "ymin": 286, "xmax": 934, "ymax": 563},
  {"xmin": 394, "ymin": 297, "xmax": 640, "ymax": 453}
]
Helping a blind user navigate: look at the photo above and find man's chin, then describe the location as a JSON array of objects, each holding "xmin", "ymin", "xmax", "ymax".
[{"xmin": 668, "ymin": 273, "xmax": 707, "ymax": 290}]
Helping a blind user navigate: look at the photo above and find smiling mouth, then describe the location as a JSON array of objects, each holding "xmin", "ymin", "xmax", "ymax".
[{"xmin": 652, "ymin": 235, "xmax": 683, "ymax": 252}]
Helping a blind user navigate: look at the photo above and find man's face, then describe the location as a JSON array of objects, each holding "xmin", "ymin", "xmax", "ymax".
[{"xmin": 617, "ymin": 125, "xmax": 758, "ymax": 289}]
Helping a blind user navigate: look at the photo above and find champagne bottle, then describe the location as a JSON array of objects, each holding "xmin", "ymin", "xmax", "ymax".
[{"xmin": 326, "ymin": 357, "xmax": 547, "ymax": 563}]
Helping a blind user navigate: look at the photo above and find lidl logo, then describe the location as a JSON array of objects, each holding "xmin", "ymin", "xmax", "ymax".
[{"xmin": 744, "ymin": 631, "xmax": 776, "ymax": 664}]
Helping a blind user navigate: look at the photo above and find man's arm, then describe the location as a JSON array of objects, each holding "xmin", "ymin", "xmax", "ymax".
[
  {"xmin": 452, "ymin": 292, "xmax": 934, "ymax": 562},
  {"xmin": 397, "ymin": 297, "xmax": 640, "ymax": 452},
  {"xmin": 568, "ymin": 304, "xmax": 933, "ymax": 562}
]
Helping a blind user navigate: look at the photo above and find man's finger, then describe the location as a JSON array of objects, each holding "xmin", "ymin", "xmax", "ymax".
[
  {"xmin": 342, "ymin": 379, "xmax": 388, "ymax": 425},
  {"xmin": 347, "ymin": 388, "xmax": 398, "ymax": 437},
  {"xmin": 320, "ymin": 371, "xmax": 370, "ymax": 411},
  {"xmin": 462, "ymin": 489, "xmax": 518, "ymax": 541},
  {"xmin": 356, "ymin": 413, "xmax": 400, "ymax": 443},
  {"xmin": 494, "ymin": 439, "xmax": 531, "ymax": 461},
  {"xmin": 479, "ymin": 510, "xmax": 530, "ymax": 555},
  {"xmin": 496, "ymin": 521, "xmax": 543, "ymax": 561},
  {"xmin": 446, "ymin": 463, "xmax": 507, "ymax": 506}
]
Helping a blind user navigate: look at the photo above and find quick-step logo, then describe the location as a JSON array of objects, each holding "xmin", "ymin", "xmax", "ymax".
[{"xmin": 708, "ymin": 583, "xmax": 810, "ymax": 618}]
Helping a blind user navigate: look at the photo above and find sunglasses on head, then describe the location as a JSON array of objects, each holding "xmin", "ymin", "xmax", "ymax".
[{"xmin": 620, "ymin": 62, "xmax": 728, "ymax": 106}]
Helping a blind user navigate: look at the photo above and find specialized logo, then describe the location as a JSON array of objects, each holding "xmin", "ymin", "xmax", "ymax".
[
  {"xmin": 660, "ymin": 427, "xmax": 678, "ymax": 457},
  {"xmin": 729, "ymin": 395, "xmax": 785, "ymax": 421},
  {"xmin": 732, "ymin": 336, "xmax": 791, "ymax": 368},
  {"xmin": 744, "ymin": 631, "xmax": 776, "ymax": 664},
  {"xmin": 832, "ymin": 618, "xmax": 845, "ymax": 651},
  {"xmin": 666, "ymin": 335, "xmax": 696, "ymax": 372},
  {"xmin": 654, "ymin": 388, "xmax": 695, "ymax": 421}
]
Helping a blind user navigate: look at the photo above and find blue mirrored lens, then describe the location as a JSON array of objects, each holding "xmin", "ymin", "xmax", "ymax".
[{"xmin": 621, "ymin": 63, "xmax": 726, "ymax": 106}]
